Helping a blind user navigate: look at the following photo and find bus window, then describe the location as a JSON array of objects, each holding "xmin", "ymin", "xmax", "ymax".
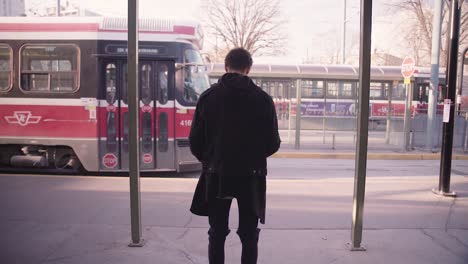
[
  {"xmin": 140, "ymin": 63, "xmax": 152, "ymax": 105},
  {"xmin": 183, "ymin": 65, "xmax": 210, "ymax": 103},
  {"xmin": 105, "ymin": 63, "xmax": 117, "ymax": 104},
  {"xmin": 158, "ymin": 64, "xmax": 169, "ymax": 104},
  {"xmin": 20, "ymin": 44, "xmax": 79, "ymax": 93},
  {"xmin": 0, "ymin": 44, "xmax": 12, "ymax": 92}
]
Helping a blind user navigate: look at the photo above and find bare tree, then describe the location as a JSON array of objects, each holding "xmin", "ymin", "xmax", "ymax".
[
  {"xmin": 393, "ymin": 0, "xmax": 468, "ymax": 66},
  {"xmin": 202, "ymin": 0, "xmax": 286, "ymax": 58}
]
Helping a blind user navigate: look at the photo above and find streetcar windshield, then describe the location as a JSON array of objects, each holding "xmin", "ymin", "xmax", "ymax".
[{"xmin": 183, "ymin": 65, "xmax": 210, "ymax": 103}]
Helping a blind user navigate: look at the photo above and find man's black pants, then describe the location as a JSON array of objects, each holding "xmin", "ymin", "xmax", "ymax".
[{"xmin": 208, "ymin": 194, "xmax": 260, "ymax": 264}]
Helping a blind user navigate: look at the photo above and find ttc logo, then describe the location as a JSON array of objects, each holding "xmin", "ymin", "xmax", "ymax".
[{"xmin": 5, "ymin": 111, "xmax": 42, "ymax": 126}]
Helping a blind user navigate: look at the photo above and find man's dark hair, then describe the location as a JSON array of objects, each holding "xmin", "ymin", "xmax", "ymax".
[{"xmin": 224, "ymin": 48, "xmax": 253, "ymax": 71}]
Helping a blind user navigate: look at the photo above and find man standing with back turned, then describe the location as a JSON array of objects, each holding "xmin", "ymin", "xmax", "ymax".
[{"xmin": 189, "ymin": 48, "xmax": 281, "ymax": 264}]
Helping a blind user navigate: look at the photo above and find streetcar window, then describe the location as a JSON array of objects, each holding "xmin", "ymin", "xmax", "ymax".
[
  {"xmin": 327, "ymin": 81, "xmax": 354, "ymax": 98},
  {"xmin": 158, "ymin": 64, "xmax": 169, "ymax": 104},
  {"xmin": 261, "ymin": 81, "xmax": 269, "ymax": 94},
  {"xmin": 392, "ymin": 82, "xmax": 406, "ymax": 100},
  {"xmin": 20, "ymin": 44, "xmax": 79, "ymax": 93},
  {"xmin": 252, "ymin": 78, "xmax": 262, "ymax": 87},
  {"xmin": 289, "ymin": 82, "xmax": 297, "ymax": 98},
  {"xmin": 141, "ymin": 63, "xmax": 152, "ymax": 105},
  {"xmin": 383, "ymin": 83, "xmax": 390, "ymax": 99},
  {"xmin": 106, "ymin": 111, "xmax": 117, "ymax": 152},
  {"xmin": 0, "ymin": 44, "xmax": 12, "ymax": 92},
  {"xmin": 142, "ymin": 112, "xmax": 152, "ymax": 153},
  {"xmin": 184, "ymin": 49, "xmax": 204, "ymax": 64},
  {"xmin": 269, "ymin": 81, "xmax": 276, "ymax": 97},
  {"xmin": 122, "ymin": 63, "xmax": 128, "ymax": 104},
  {"xmin": 341, "ymin": 82, "xmax": 353, "ymax": 97},
  {"xmin": 327, "ymin": 82, "xmax": 338, "ymax": 97},
  {"xmin": 183, "ymin": 65, "xmax": 210, "ymax": 103},
  {"xmin": 370, "ymin": 82, "xmax": 384, "ymax": 99},
  {"xmin": 301, "ymin": 80, "xmax": 324, "ymax": 98},
  {"xmin": 105, "ymin": 64, "xmax": 117, "ymax": 104},
  {"xmin": 278, "ymin": 82, "xmax": 284, "ymax": 98},
  {"xmin": 158, "ymin": 112, "xmax": 169, "ymax": 152},
  {"xmin": 209, "ymin": 78, "xmax": 218, "ymax": 85}
]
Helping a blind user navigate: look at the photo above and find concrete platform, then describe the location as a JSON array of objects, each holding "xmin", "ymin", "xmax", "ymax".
[{"xmin": 1, "ymin": 172, "xmax": 467, "ymax": 264}]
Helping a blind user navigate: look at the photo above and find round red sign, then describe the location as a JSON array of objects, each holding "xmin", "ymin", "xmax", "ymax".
[
  {"xmin": 106, "ymin": 104, "xmax": 116, "ymax": 112},
  {"xmin": 142, "ymin": 105, "xmax": 152, "ymax": 112},
  {"xmin": 401, "ymin": 56, "xmax": 415, "ymax": 78},
  {"xmin": 102, "ymin": 153, "xmax": 118, "ymax": 168},
  {"xmin": 143, "ymin": 153, "xmax": 153, "ymax": 164}
]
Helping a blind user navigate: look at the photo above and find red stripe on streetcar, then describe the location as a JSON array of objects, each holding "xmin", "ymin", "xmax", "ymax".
[
  {"xmin": 173, "ymin": 25, "xmax": 196, "ymax": 35},
  {"xmin": 0, "ymin": 105, "xmax": 97, "ymax": 138}
]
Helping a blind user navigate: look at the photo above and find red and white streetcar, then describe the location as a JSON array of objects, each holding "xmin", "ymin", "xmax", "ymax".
[{"xmin": 0, "ymin": 17, "xmax": 209, "ymax": 173}]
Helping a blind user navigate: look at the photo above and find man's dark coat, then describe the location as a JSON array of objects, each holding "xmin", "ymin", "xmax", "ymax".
[{"xmin": 189, "ymin": 73, "xmax": 281, "ymax": 224}]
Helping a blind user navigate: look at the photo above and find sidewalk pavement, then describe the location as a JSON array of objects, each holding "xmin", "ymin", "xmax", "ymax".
[
  {"xmin": 1, "ymin": 173, "xmax": 467, "ymax": 264},
  {"xmin": 275, "ymin": 130, "xmax": 468, "ymax": 160}
]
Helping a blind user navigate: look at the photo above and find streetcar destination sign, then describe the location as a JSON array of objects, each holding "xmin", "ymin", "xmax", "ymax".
[{"xmin": 105, "ymin": 44, "xmax": 167, "ymax": 56}]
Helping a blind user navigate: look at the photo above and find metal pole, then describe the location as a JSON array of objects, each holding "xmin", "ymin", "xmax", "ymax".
[
  {"xmin": 403, "ymin": 82, "xmax": 413, "ymax": 151},
  {"xmin": 342, "ymin": 0, "xmax": 347, "ymax": 64},
  {"xmin": 295, "ymin": 79, "xmax": 302, "ymax": 149},
  {"xmin": 332, "ymin": 133, "xmax": 336, "ymax": 150},
  {"xmin": 459, "ymin": 48, "xmax": 467, "ymax": 150},
  {"xmin": 385, "ymin": 82, "xmax": 393, "ymax": 144},
  {"xmin": 433, "ymin": 0, "xmax": 461, "ymax": 197},
  {"xmin": 350, "ymin": 0, "xmax": 372, "ymax": 252},
  {"xmin": 464, "ymin": 112, "xmax": 468, "ymax": 152},
  {"xmin": 456, "ymin": 47, "xmax": 468, "ymax": 112},
  {"xmin": 57, "ymin": 0, "xmax": 61, "ymax": 16},
  {"xmin": 288, "ymin": 96, "xmax": 292, "ymax": 144},
  {"xmin": 426, "ymin": 0, "xmax": 443, "ymax": 151},
  {"xmin": 128, "ymin": 0, "xmax": 144, "ymax": 246},
  {"xmin": 323, "ymin": 88, "xmax": 327, "ymax": 144}
]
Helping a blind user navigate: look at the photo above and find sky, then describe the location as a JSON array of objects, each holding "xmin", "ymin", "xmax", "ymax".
[{"xmin": 24, "ymin": 0, "xmax": 410, "ymax": 64}]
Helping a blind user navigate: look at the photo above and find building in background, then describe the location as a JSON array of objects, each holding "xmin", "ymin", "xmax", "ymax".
[
  {"xmin": 1, "ymin": 0, "xmax": 26, "ymax": 16},
  {"xmin": 24, "ymin": 0, "xmax": 102, "ymax": 17}
]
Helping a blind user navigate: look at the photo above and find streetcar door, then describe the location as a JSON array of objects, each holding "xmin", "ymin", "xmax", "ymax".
[
  {"xmin": 153, "ymin": 61, "xmax": 175, "ymax": 170},
  {"xmin": 139, "ymin": 62, "xmax": 155, "ymax": 169},
  {"xmin": 100, "ymin": 59, "xmax": 175, "ymax": 171},
  {"xmin": 415, "ymin": 83, "xmax": 429, "ymax": 103},
  {"xmin": 120, "ymin": 61, "xmax": 155, "ymax": 170},
  {"xmin": 100, "ymin": 61, "xmax": 121, "ymax": 170}
]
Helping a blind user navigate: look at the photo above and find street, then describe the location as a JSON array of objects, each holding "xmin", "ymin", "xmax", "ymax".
[
  {"xmin": 267, "ymin": 158, "xmax": 468, "ymax": 179},
  {"xmin": 1, "ymin": 157, "xmax": 468, "ymax": 264},
  {"xmin": 175, "ymin": 158, "xmax": 468, "ymax": 179}
]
